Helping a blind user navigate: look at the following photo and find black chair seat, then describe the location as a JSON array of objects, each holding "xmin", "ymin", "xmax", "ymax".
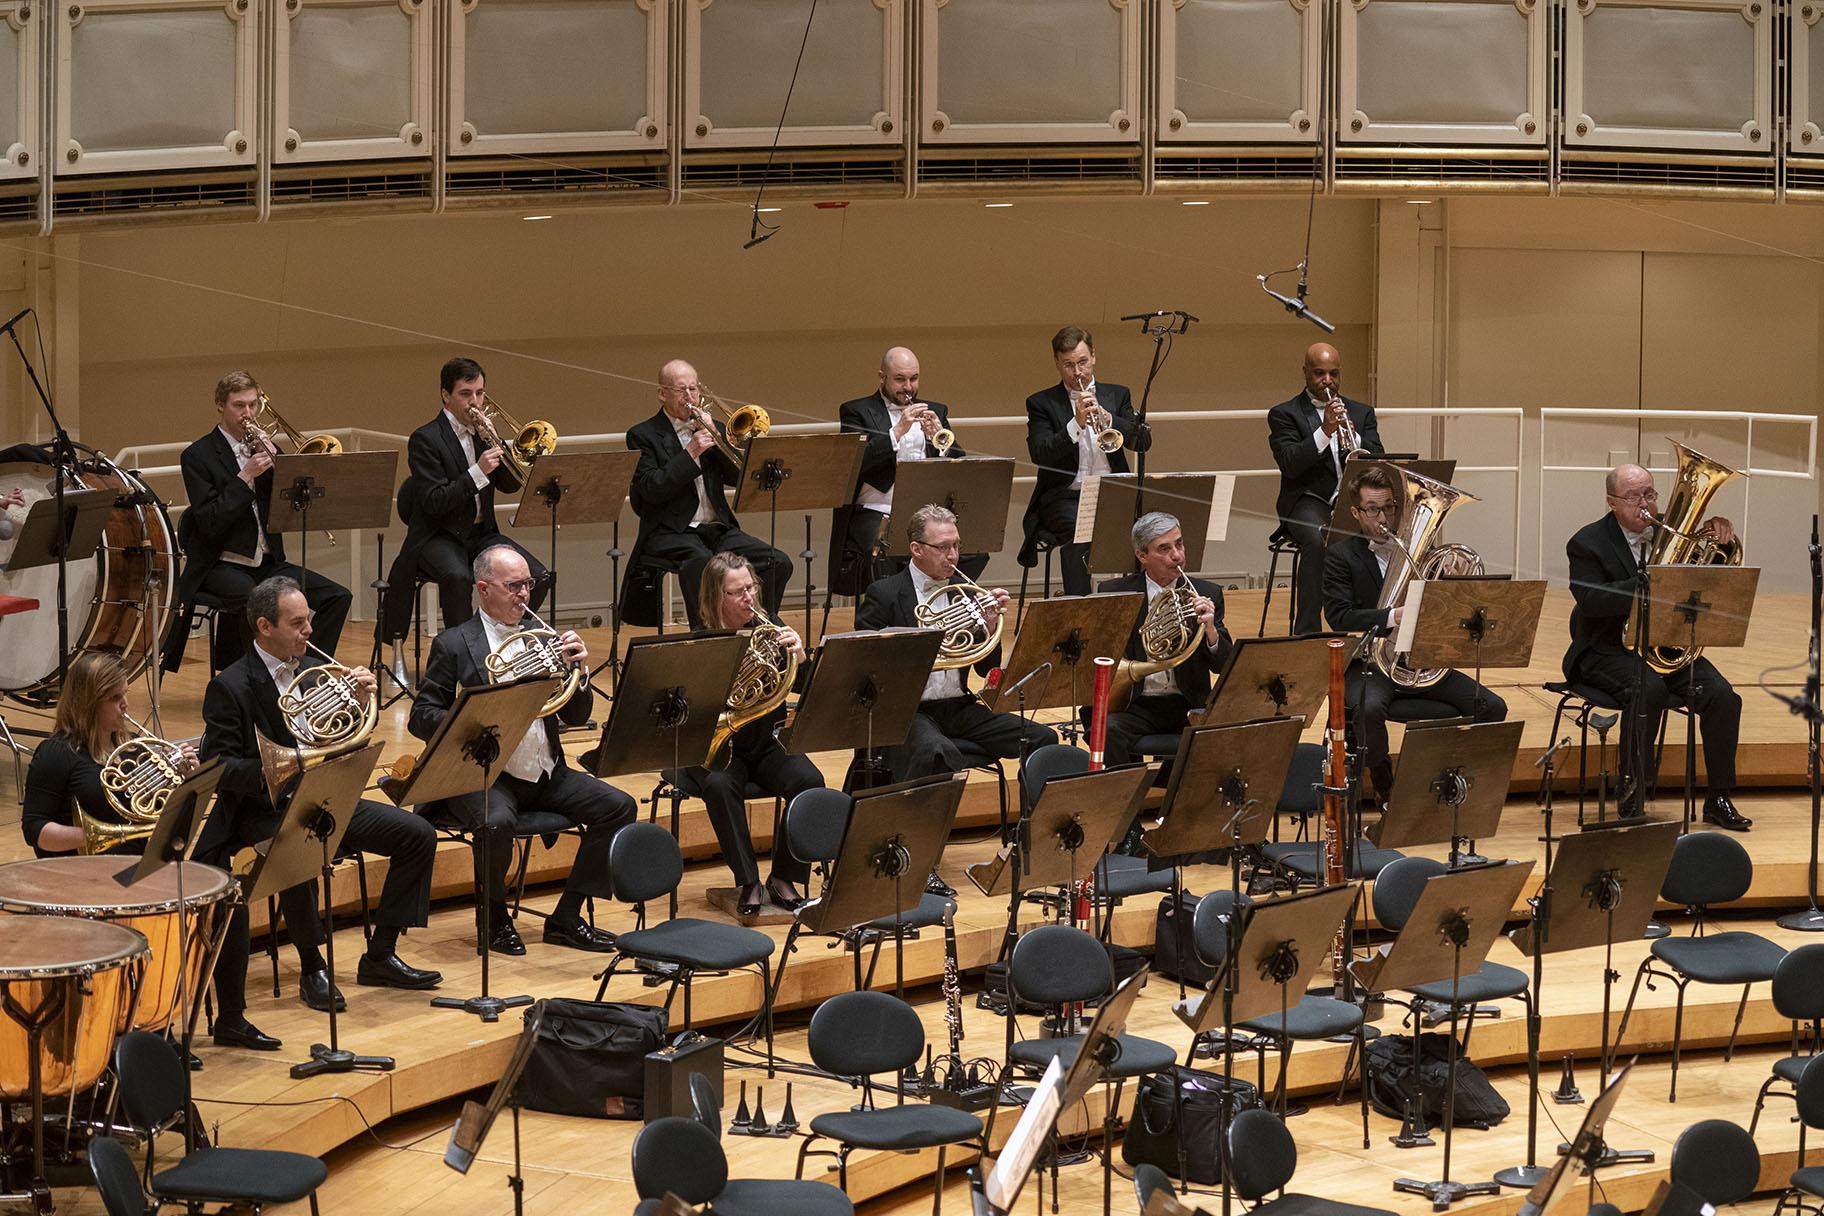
[
  {"xmin": 1544, "ymin": 680, "xmax": 1623, "ymax": 709},
  {"xmin": 808, "ymin": 1102, "xmax": 983, "ymax": 1151},
  {"xmin": 514, "ymin": 810, "xmax": 574, "ymax": 837},
  {"xmin": 1133, "ymin": 733, "xmax": 1180, "ymax": 757},
  {"xmin": 1385, "ymin": 698, "xmax": 1459, "ymax": 723},
  {"xmin": 1095, "ymin": 853, "xmax": 1174, "ymax": 898},
  {"xmin": 1792, "ymin": 1165, "xmax": 1824, "ymax": 1197},
  {"xmin": 1009, "ymin": 1031, "xmax": 1176, "ymax": 1079},
  {"xmin": 1409, "ymin": 961, "xmax": 1530, "ymax": 1005},
  {"xmin": 1252, "ymin": 1194, "xmax": 1397, "ymax": 1216},
  {"xmin": 713, "ymin": 1178, "xmax": 857, "ymax": 1216},
  {"xmin": 1267, "ymin": 840, "xmax": 1403, "ymax": 880},
  {"xmin": 152, "ymin": 1147, "xmax": 328, "ymax": 1204},
  {"xmin": 864, "ymin": 892, "xmax": 953, "ymax": 932},
  {"xmin": 1775, "ymin": 1054, "xmax": 1817, "ymax": 1084},
  {"xmin": 1240, "ymin": 995, "xmax": 1364, "ymax": 1040},
  {"xmin": 1651, "ymin": 932, "xmax": 1786, "ymax": 985},
  {"xmin": 617, "ymin": 918, "xmax": 774, "ymax": 971}
]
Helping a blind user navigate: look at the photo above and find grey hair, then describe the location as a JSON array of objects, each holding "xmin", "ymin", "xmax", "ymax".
[
  {"xmin": 1131, "ymin": 511, "xmax": 1181, "ymax": 551},
  {"xmin": 246, "ymin": 575, "xmax": 301, "ymax": 632},
  {"xmin": 471, "ymin": 543, "xmax": 520, "ymax": 582},
  {"xmin": 907, "ymin": 503, "xmax": 957, "ymax": 545}
]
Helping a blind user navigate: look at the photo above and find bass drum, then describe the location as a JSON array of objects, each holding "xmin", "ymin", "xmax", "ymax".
[{"xmin": 0, "ymin": 446, "xmax": 178, "ymax": 707}]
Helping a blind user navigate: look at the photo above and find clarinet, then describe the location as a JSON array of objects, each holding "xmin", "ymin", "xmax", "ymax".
[{"xmin": 940, "ymin": 899, "xmax": 964, "ymax": 1080}]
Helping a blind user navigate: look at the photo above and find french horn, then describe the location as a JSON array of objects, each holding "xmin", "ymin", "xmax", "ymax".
[
  {"xmin": 485, "ymin": 607, "xmax": 584, "ymax": 718},
  {"xmin": 86, "ymin": 715, "xmax": 195, "ymax": 854},
  {"xmin": 705, "ymin": 620, "xmax": 799, "ymax": 769},
  {"xmin": 1107, "ymin": 573, "xmax": 1203, "ymax": 708},
  {"xmin": 257, "ymin": 642, "xmax": 380, "ymax": 801},
  {"xmin": 915, "ymin": 575, "xmax": 1004, "ymax": 670}
]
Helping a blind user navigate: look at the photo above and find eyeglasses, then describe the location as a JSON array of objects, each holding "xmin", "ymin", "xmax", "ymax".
[
  {"xmin": 911, "ymin": 539, "xmax": 961, "ymax": 553},
  {"xmin": 1355, "ymin": 504, "xmax": 1396, "ymax": 516},
  {"xmin": 490, "ymin": 577, "xmax": 538, "ymax": 595},
  {"xmin": 1608, "ymin": 489, "xmax": 1658, "ymax": 506}
]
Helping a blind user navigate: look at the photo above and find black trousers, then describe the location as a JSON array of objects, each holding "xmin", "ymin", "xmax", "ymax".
[
  {"xmin": 1104, "ymin": 693, "xmax": 1193, "ymax": 768},
  {"xmin": 674, "ymin": 745, "xmax": 823, "ymax": 888},
  {"xmin": 1281, "ymin": 494, "xmax": 1333, "ymax": 636},
  {"xmin": 442, "ymin": 764, "xmax": 636, "ymax": 905},
  {"xmin": 640, "ymin": 521, "xmax": 792, "ymax": 629},
  {"xmin": 205, "ymin": 798, "xmax": 435, "ymax": 1018},
  {"xmin": 1037, "ymin": 493, "xmax": 1092, "ymax": 596},
  {"xmin": 198, "ymin": 557, "xmax": 351, "ymax": 670},
  {"xmin": 887, "ymin": 696, "xmax": 1058, "ymax": 784},
  {"xmin": 1572, "ymin": 651, "xmax": 1739, "ymax": 793},
  {"xmin": 833, "ymin": 506, "xmax": 987, "ymax": 596},
  {"xmin": 380, "ymin": 528, "xmax": 546, "ymax": 641},
  {"xmin": 1345, "ymin": 665, "xmax": 1507, "ymax": 774}
]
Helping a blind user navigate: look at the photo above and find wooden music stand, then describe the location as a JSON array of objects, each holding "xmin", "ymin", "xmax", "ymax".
[
  {"xmin": 879, "ymin": 456, "xmax": 1015, "ymax": 558},
  {"xmin": 1375, "ymin": 719, "xmax": 1524, "ymax": 857},
  {"xmin": 1192, "ymin": 634, "xmax": 1343, "ymax": 726},
  {"xmin": 509, "ymin": 450, "xmax": 640, "ymax": 619},
  {"xmin": 1080, "ymin": 473, "xmax": 1223, "ymax": 572},
  {"xmin": 1513, "ymin": 1066, "xmax": 1634, "ymax": 1216},
  {"xmin": 966, "ymin": 763, "xmax": 1155, "ymax": 898},
  {"xmin": 120, "ymin": 758, "xmax": 224, "ymax": 886},
  {"xmin": 779, "ymin": 628, "xmax": 941, "ymax": 757},
  {"xmin": 270, "ymin": 450, "xmax": 399, "ymax": 578},
  {"xmin": 1144, "ymin": 716, "xmax": 1304, "ymax": 861},
  {"xmin": 591, "ymin": 633, "xmax": 748, "ymax": 777},
  {"xmin": 1400, "ymin": 576, "xmax": 1547, "ymax": 692},
  {"xmin": 982, "ymin": 591, "xmax": 1142, "ymax": 715},
  {"xmin": 1179, "ymin": 882, "xmax": 1358, "ymax": 1033},
  {"xmin": 1327, "ymin": 458, "xmax": 1457, "ymax": 539},
  {"xmin": 445, "ymin": 999, "xmax": 547, "ymax": 1216}
]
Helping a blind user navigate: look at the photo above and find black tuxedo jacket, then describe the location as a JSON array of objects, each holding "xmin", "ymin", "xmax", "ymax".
[
  {"xmin": 388, "ymin": 412, "xmax": 512, "ymax": 612},
  {"xmin": 1095, "ymin": 573, "xmax": 1234, "ymax": 705},
  {"xmin": 855, "ymin": 567, "xmax": 1000, "ymax": 693},
  {"xmin": 198, "ymin": 647, "xmax": 327, "ymax": 857},
  {"xmin": 1021, "ymin": 380, "xmax": 1147, "ymax": 544},
  {"xmin": 1322, "ymin": 535, "xmax": 1395, "ymax": 636},
  {"xmin": 174, "ymin": 428, "xmax": 285, "ymax": 609},
  {"xmin": 409, "ymin": 613, "xmax": 594, "ymax": 769},
  {"xmin": 1267, "ymin": 391, "xmax": 1383, "ymax": 520},
  {"xmin": 1564, "ymin": 513, "xmax": 1648, "ymax": 679},
  {"xmin": 838, "ymin": 393, "xmax": 963, "ymax": 497},
  {"xmin": 619, "ymin": 409, "xmax": 743, "ymax": 619}
]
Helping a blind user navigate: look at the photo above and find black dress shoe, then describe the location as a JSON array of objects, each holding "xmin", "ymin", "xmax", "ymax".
[
  {"xmin": 298, "ymin": 969, "xmax": 346, "ymax": 1013},
  {"xmin": 485, "ymin": 920, "xmax": 527, "ymax": 956},
  {"xmin": 925, "ymin": 870, "xmax": 956, "ymax": 898},
  {"xmin": 213, "ymin": 1018, "xmax": 281, "ymax": 1051},
  {"xmin": 736, "ymin": 884, "xmax": 763, "ymax": 917},
  {"xmin": 356, "ymin": 952, "xmax": 443, "ymax": 990},
  {"xmin": 543, "ymin": 916, "xmax": 617, "ymax": 952},
  {"xmin": 765, "ymin": 878, "xmax": 807, "ymax": 912},
  {"xmin": 1703, "ymin": 793, "xmax": 1752, "ymax": 831}
]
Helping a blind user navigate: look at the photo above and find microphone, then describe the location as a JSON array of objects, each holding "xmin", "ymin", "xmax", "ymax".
[
  {"xmin": 1119, "ymin": 310, "xmax": 1173, "ymax": 321},
  {"xmin": 1770, "ymin": 688, "xmax": 1824, "ymax": 724},
  {"xmin": 0, "ymin": 307, "xmax": 31, "ymax": 336},
  {"xmin": 1257, "ymin": 279, "xmax": 1336, "ymax": 333},
  {"xmin": 1000, "ymin": 661, "xmax": 1053, "ymax": 699}
]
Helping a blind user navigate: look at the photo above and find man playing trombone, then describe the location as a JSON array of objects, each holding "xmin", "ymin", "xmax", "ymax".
[{"xmin": 621, "ymin": 359, "xmax": 792, "ymax": 630}]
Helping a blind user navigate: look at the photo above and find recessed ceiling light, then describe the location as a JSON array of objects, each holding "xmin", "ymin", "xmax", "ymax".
[
  {"xmin": 1182, "ymin": 200, "xmax": 1210, "ymax": 206},
  {"xmin": 984, "ymin": 202, "xmax": 1013, "ymax": 208},
  {"xmin": 523, "ymin": 214, "xmax": 553, "ymax": 221},
  {"xmin": 755, "ymin": 206, "xmax": 783, "ymax": 214},
  {"xmin": 1404, "ymin": 199, "xmax": 1433, "ymax": 205}
]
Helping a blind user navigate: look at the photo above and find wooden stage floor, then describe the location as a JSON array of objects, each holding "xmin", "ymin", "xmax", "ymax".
[{"xmin": 1, "ymin": 588, "xmax": 1815, "ymax": 1215}]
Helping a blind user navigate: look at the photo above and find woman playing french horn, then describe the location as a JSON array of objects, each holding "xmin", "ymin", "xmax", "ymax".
[{"xmin": 672, "ymin": 553, "xmax": 825, "ymax": 917}]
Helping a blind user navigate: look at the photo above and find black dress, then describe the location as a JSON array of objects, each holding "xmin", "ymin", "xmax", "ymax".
[{"xmin": 21, "ymin": 735, "xmax": 131, "ymax": 857}]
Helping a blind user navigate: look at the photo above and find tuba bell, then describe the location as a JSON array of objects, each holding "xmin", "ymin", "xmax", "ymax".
[
  {"xmin": 471, "ymin": 393, "xmax": 558, "ymax": 495},
  {"xmin": 1369, "ymin": 467, "xmax": 1484, "ymax": 689},
  {"xmin": 258, "ymin": 643, "xmax": 380, "ymax": 801},
  {"xmin": 705, "ymin": 620, "xmax": 799, "ymax": 769},
  {"xmin": 1639, "ymin": 439, "xmax": 1747, "ymax": 675},
  {"xmin": 915, "ymin": 575, "xmax": 1005, "ymax": 670},
  {"xmin": 1107, "ymin": 574, "xmax": 1203, "ymax": 708},
  {"xmin": 86, "ymin": 714, "xmax": 193, "ymax": 854},
  {"xmin": 484, "ymin": 607, "xmax": 584, "ymax": 718}
]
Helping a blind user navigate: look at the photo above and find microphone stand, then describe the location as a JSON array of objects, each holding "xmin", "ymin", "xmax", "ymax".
[
  {"xmin": 1118, "ymin": 311, "xmax": 1194, "ymax": 521},
  {"xmin": 1780, "ymin": 513, "xmax": 1824, "ymax": 931},
  {"xmin": 4, "ymin": 312, "xmax": 74, "ymax": 684}
]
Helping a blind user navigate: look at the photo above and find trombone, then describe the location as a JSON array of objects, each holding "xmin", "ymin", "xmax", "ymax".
[
  {"xmin": 246, "ymin": 393, "xmax": 342, "ymax": 545},
  {"xmin": 688, "ymin": 385, "xmax": 771, "ymax": 466},
  {"xmin": 469, "ymin": 393, "xmax": 558, "ymax": 495}
]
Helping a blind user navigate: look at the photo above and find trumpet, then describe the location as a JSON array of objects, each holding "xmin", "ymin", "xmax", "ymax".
[
  {"xmin": 1325, "ymin": 387, "xmax": 1367, "ymax": 462},
  {"xmin": 469, "ymin": 393, "xmax": 558, "ymax": 495},
  {"xmin": 260, "ymin": 641, "xmax": 380, "ymax": 800},
  {"xmin": 87, "ymin": 714, "xmax": 198, "ymax": 853},
  {"xmin": 484, "ymin": 606, "xmax": 584, "ymax": 718},
  {"xmin": 1073, "ymin": 376, "xmax": 1123, "ymax": 454},
  {"xmin": 914, "ymin": 574, "xmax": 1004, "ymax": 670}
]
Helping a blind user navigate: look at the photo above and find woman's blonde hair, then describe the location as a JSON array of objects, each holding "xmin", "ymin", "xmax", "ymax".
[
  {"xmin": 696, "ymin": 552, "xmax": 755, "ymax": 630},
  {"xmin": 52, "ymin": 650, "xmax": 130, "ymax": 758}
]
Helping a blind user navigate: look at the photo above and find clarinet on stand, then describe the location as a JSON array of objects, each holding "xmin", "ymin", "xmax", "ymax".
[{"xmin": 1780, "ymin": 513, "xmax": 1824, "ymax": 931}]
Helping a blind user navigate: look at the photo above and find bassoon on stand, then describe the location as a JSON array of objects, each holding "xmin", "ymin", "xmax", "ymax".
[{"xmin": 1324, "ymin": 637, "xmax": 1349, "ymax": 984}]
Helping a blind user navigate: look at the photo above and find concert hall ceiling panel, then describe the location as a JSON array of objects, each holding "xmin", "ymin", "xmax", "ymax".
[
  {"xmin": 1338, "ymin": 0, "xmax": 1547, "ymax": 146},
  {"xmin": 0, "ymin": 2, "xmax": 37, "ymax": 183},
  {"xmin": 274, "ymin": 0, "xmax": 431, "ymax": 164},
  {"xmin": 1157, "ymin": 0, "xmax": 1320, "ymax": 145},
  {"xmin": 1795, "ymin": 1, "xmax": 1822, "ymax": 152}
]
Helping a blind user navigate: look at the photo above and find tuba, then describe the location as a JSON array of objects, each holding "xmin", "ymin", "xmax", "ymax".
[
  {"xmin": 705, "ymin": 620, "xmax": 799, "ymax": 768},
  {"xmin": 1107, "ymin": 574, "xmax": 1203, "ymax": 708},
  {"xmin": 485, "ymin": 608, "xmax": 584, "ymax": 718},
  {"xmin": 257, "ymin": 642, "xmax": 380, "ymax": 800},
  {"xmin": 915, "ymin": 575, "xmax": 1004, "ymax": 670},
  {"xmin": 86, "ymin": 715, "xmax": 193, "ymax": 854},
  {"xmin": 1370, "ymin": 467, "xmax": 1484, "ymax": 689},
  {"xmin": 1640, "ymin": 439, "xmax": 1747, "ymax": 675},
  {"xmin": 471, "ymin": 393, "xmax": 558, "ymax": 495}
]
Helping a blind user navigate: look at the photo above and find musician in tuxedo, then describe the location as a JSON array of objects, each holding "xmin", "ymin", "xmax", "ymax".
[
  {"xmin": 857, "ymin": 504, "xmax": 1056, "ymax": 785},
  {"xmin": 198, "ymin": 577, "xmax": 441, "ymax": 1051},
  {"xmin": 672, "ymin": 553, "xmax": 824, "ymax": 917},
  {"xmin": 1323, "ymin": 465, "xmax": 1505, "ymax": 799},
  {"xmin": 1020, "ymin": 326, "xmax": 1149, "ymax": 596},
  {"xmin": 832, "ymin": 346, "xmax": 986, "ymax": 595},
  {"xmin": 165, "ymin": 371, "xmax": 352, "ymax": 673},
  {"xmin": 1565, "ymin": 463, "xmax": 1746, "ymax": 829},
  {"xmin": 620, "ymin": 359, "xmax": 791, "ymax": 630},
  {"xmin": 377, "ymin": 357, "xmax": 547, "ymax": 690},
  {"xmin": 1094, "ymin": 511, "xmax": 1234, "ymax": 768},
  {"xmin": 1269, "ymin": 342, "xmax": 1384, "ymax": 635},
  {"xmin": 411, "ymin": 544, "xmax": 635, "ymax": 953}
]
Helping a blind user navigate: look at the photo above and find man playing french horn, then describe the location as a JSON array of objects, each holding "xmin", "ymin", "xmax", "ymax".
[
  {"xmin": 199, "ymin": 577, "xmax": 441, "ymax": 1050},
  {"xmin": 1094, "ymin": 511, "xmax": 1234, "ymax": 768},
  {"xmin": 672, "ymin": 552, "xmax": 824, "ymax": 917},
  {"xmin": 410, "ymin": 545, "xmax": 635, "ymax": 954},
  {"xmin": 1324, "ymin": 466, "xmax": 1506, "ymax": 801}
]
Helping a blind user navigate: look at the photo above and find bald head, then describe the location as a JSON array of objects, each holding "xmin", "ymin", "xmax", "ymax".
[
  {"xmin": 657, "ymin": 359, "xmax": 703, "ymax": 422},
  {"xmin": 879, "ymin": 347, "xmax": 921, "ymax": 407},
  {"xmin": 1302, "ymin": 343, "xmax": 1341, "ymax": 399},
  {"xmin": 1605, "ymin": 463, "xmax": 1657, "ymax": 532}
]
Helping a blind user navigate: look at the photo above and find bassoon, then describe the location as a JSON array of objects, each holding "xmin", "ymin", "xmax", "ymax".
[{"xmin": 1324, "ymin": 637, "xmax": 1349, "ymax": 984}]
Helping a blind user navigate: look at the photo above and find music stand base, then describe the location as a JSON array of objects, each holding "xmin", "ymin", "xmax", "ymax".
[
  {"xmin": 1555, "ymin": 1141, "xmax": 1655, "ymax": 1166},
  {"xmin": 0, "ymin": 1185, "xmax": 51, "ymax": 1216},
  {"xmin": 1393, "ymin": 1176, "xmax": 1500, "ymax": 1211},
  {"xmin": 1779, "ymin": 906, "xmax": 1824, "ymax": 932},
  {"xmin": 1493, "ymin": 1164, "xmax": 1550, "ymax": 1189},
  {"xmin": 289, "ymin": 1043, "xmax": 396, "ymax": 1079},
  {"xmin": 432, "ymin": 992, "xmax": 534, "ymax": 1022}
]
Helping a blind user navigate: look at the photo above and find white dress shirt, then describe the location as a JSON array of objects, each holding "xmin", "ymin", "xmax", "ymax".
[
  {"xmin": 253, "ymin": 641, "xmax": 309, "ymax": 740},
  {"xmin": 480, "ymin": 612, "xmax": 557, "ymax": 782},
  {"xmin": 670, "ymin": 416, "xmax": 719, "ymax": 527},
  {"xmin": 1065, "ymin": 380, "xmax": 1113, "ymax": 491},
  {"xmin": 907, "ymin": 562, "xmax": 967, "ymax": 702},
  {"xmin": 1623, "ymin": 524, "xmax": 1651, "ymax": 568},
  {"xmin": 1138, "ymin": 574, "xmax": 1213, "ymax": 700},
  {"xmin": 857, "ymin": 393, "xmax": 929, "ymax": 514},
  {"xmin": 442, "ymin": 409, "xmax": 490, "ymax": 523},
  {"xmin": 217, "ymin": 425, "xmax": 268, "ymax": 567}
]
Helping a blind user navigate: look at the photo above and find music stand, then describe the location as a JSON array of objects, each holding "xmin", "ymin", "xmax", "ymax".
[
  {"xmin": 387, "ymin": 676, "xmax": 557, "ymax": 1021},
  {"xmin": 1081, "ymin": 473, "xmax": 1220, "ymax": 573},
  {"xmin": 593, "ymin": 633, "xmax": 748, "ymax": 777},
  {"xmin": 1144, "ymin": 718, "xmax": 1302, "ymax": 863},
  {"xmin": 1350, "ymin": 860, "xmax": 1535, "ymax": 1208},
  {"xmin": 509, "ymin": 450, "xmax": 639, "ymax": 621},
  {"xmin": 445, "ymin": 1000, "xmax": 547, "ymax": 1216},
  {"xmin": 1191, "ymin": 635, "xmax": 1344, "ymax": 726},
  {"xmin": 1374, "ymin": 720, "xmax": 1524, "ymax": 864},
  {"xmin": 1513, "ymin": 1065, "xmax": 1634, "ymax": 1216},
  {"xmin": 880, "ymin": 456, "xmax": 1016, "ymax": 559},
  {"xmin": 1498, "ymin": 820, "xmax": 1676, "ymax": 1188},
  {"xmin": 1327, "ymin": 459, "xmax": 1458, "ymax": 540},
  {"xmin": 779, "ymin": 628, "xmax": 941, "ymax": 759},
  {"xmin": 731, "ymin": 432, "xmax": 865, "ymax": 632},
  {"xmin": 3, "ymin": 487, "xmax": 112, "ymax": 681},
  {"xmin": 1400, "ymin": 577, "xmax": 1546, "ymax": 710},
  {"xmin": 1629, "ymin": 564, "xmax": 1760, "ymax": 832},
  {"xmin": 966, "ymin": 764, "xmax": 1153, "ymax": 899},
  {"xmin": 244, "ymin": 740, "xmax": 387, "ymax": 1078},
  {"xmin": 269, "ymin": 450, "xmax": 398, "ymax": 584},
  {"xmin": 982, "ymin": 591, "xmax": 1142, "ymax": 717}
]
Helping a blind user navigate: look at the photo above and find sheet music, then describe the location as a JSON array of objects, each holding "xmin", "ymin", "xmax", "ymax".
[
  {"xmin": 1394, "ymin": 580, "xmax": 1425, "ymax": 653},
  {"xmin": 1073, "ymin": 476, "xmax": 1102, "ymax": 544},
  {"xmin": 985, "ymin": 1056, "xmax": 1064, "ymax": 1211},
  {"xmin": 1205, "ymin": 474, "xmax": 1236, "ymax": 543}
]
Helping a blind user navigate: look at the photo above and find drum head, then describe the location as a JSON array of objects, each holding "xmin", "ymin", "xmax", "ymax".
[
  {"xmin": 0, "ymin": 917, "xmax": 146, "ymax": 976},
  {"xmin": 0, "ymin": 857, "xmax": 234, "ymax": 915},
  {"xmin": 0, "ymin": 461, "xmax": 100, "ymax": 690}
]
